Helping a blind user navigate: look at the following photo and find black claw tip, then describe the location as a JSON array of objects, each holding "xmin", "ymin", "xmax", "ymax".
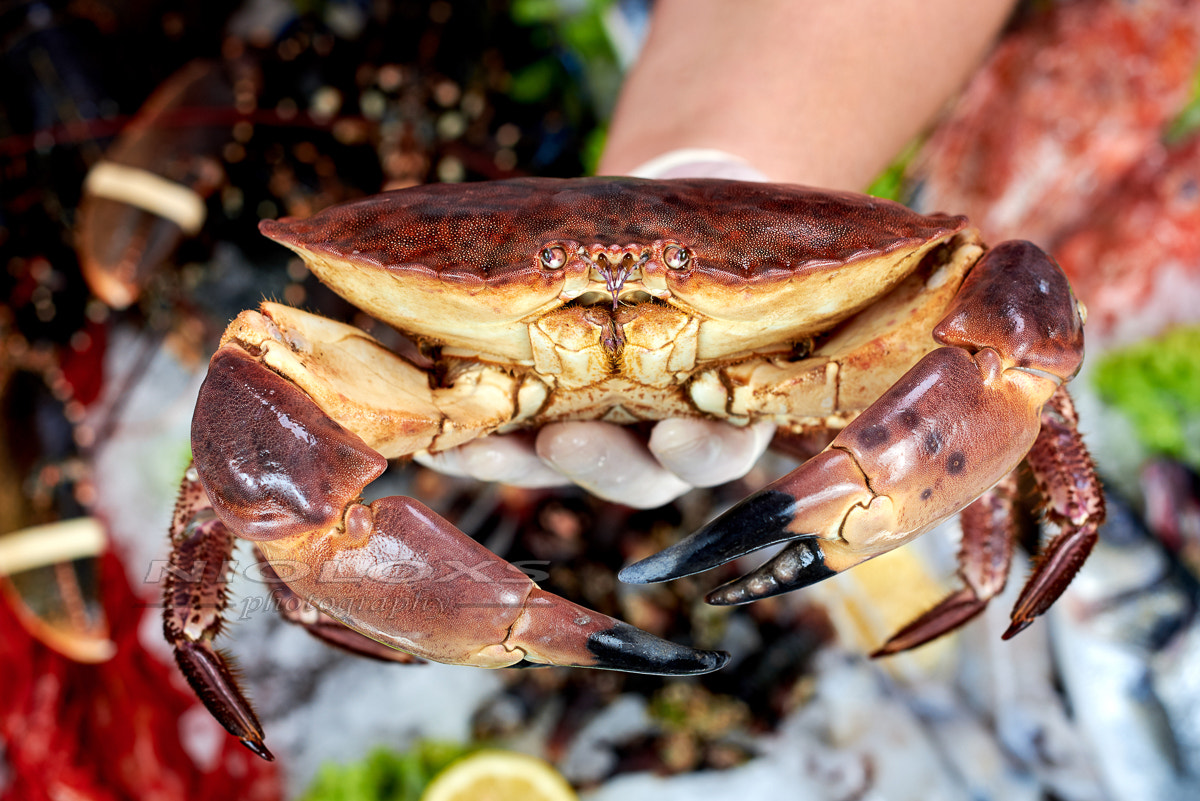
[
  {"xmin": 1002, "ymin": 617, "xmax": 1035, "ymax": 640},
  {"xmin": 586, "ymin": 622, "xmax": 730, "ymax": 675},
  {"xmin": 619, "ymin": 490, "xmax": 799, "ymax": 584},
  {"xmin": 241, "ymin": 738, "xmax": 275, "ymax": 761},
  {"xmin": 706, "ymin": 540, "xmax": 836, "ymax": 606}
]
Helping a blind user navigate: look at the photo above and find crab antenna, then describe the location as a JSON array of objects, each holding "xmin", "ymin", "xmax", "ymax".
[{"xmin": 601, "ymin": 254, "xmax": 626, "ymax": 311}]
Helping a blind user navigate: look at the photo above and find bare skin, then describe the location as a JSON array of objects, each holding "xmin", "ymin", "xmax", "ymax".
[
  {"xmin": 431, "ymin": 0, "xmax": 1020, "ymax": 506},
  {"xmin": 598, "ymin": 0, "xmax": 1019, "ymax": 189}
]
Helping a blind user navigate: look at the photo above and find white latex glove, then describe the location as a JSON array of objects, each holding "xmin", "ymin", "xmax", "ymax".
[{"xmin": 414, "ymin": 151, "xmax": 777, "ymax": 508}]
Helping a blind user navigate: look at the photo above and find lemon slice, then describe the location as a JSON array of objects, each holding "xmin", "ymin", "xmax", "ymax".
[{"xmin": 421, "ymin": 750, "xmax": 577, "ymax": 801}]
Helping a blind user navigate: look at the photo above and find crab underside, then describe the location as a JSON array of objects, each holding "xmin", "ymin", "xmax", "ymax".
[{"xmin": 162, "ymin": 177, "xmax": 1104, "ymax": 759}]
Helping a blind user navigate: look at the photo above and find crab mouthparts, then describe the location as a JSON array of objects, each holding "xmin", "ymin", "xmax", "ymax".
[
  {"xmin": 562, "ymin": 246, "xmax": 662, "ymax": 354},
  {"xmin": 588, "ymin": 250, "xmax": 653, "ymax": 353}
]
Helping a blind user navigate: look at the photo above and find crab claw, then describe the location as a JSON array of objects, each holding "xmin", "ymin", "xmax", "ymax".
[
  {"xmin": 617, "ymin": 451, "xmax": 852, "ymax": 590},
  {"xmin": 622, "ymin": 345, "xmax": 1059, "ymax": 600},
  {"xmin": 623, "ymin": 241, "xmax": 1088, "ymax": 631},
  {"xmin": 253, "ymin": 494, "xmax": 729, "ymax": 675},
  {"xmin": 191, "ymin": 346, "xmax": 726, "ymax": 677}
]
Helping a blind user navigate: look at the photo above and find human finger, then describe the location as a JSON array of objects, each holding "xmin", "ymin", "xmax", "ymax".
[
  {"xmin": 648, "ymin": 418, "xmax": 776, "ymax": 488},
  {"xmin": 535, "ymin": 421, "xmax": 693, "ymax": 508}
]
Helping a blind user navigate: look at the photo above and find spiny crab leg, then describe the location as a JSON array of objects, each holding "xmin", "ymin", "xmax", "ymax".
[
  {"xmin": 1005, "ymin": 386, "xmax": 1104, "ymax": 637},
  {"xmin": 164, "ymin": 470, "xmax": 271, "ymax": 759},
  {"xmin": 622, "ymin": 241, "xmax": 1096, "ymax": 642}
]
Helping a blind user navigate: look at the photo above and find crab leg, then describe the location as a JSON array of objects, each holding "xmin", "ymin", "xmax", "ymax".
[
  {"xmin": 164, "ymin": 470, "xmax": 271, "ymax": 760},
  {"xmin": 622, "ymin": 241, "xmax": 1091, "ymax": 639},
  {"xmin": 189, "ymin": 347, "xmax": 728, "ymax": 675},
  {"xmin": 1005, "ymin": 387, "xmax": 1104, "ymax": 637}
]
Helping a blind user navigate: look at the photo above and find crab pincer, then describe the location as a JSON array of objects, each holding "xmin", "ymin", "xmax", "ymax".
[
  {"xmin": 170, "ymin": 341, "xmax": 727, "ymax": 756},
  {"xmin": 621, "ymin": 241, "xmax": 1102, "ymax": 647}
]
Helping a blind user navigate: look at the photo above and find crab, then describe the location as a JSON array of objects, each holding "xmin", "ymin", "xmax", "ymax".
[{"xmin": 164, "ymin": 177, "xmax": 1104, "ymax": 759}]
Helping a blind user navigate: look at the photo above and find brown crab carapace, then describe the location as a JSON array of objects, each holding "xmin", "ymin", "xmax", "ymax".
[{"xmin": 165, "ymin": 177, "xmax": 1104, "ymax": 758}]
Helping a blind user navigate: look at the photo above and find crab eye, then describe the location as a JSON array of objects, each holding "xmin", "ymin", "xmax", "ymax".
[
  {"xmin": 663, "ymin": 245, "xmax": 690, "ymax": 269},
  {"xmin": 540, "ymin": 246, "xmax": 567, "ymax": 269}
]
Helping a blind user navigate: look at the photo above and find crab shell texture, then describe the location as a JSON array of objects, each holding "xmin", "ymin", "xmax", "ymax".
[{"xmin": 238, "ymin": 177, "xmax": 994, "ymax": 461}]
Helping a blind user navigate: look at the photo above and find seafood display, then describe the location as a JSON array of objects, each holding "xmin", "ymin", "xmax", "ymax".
[{"xmin": 2, "ymin": 0, "xmax": 1199, "ymax": 798}]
